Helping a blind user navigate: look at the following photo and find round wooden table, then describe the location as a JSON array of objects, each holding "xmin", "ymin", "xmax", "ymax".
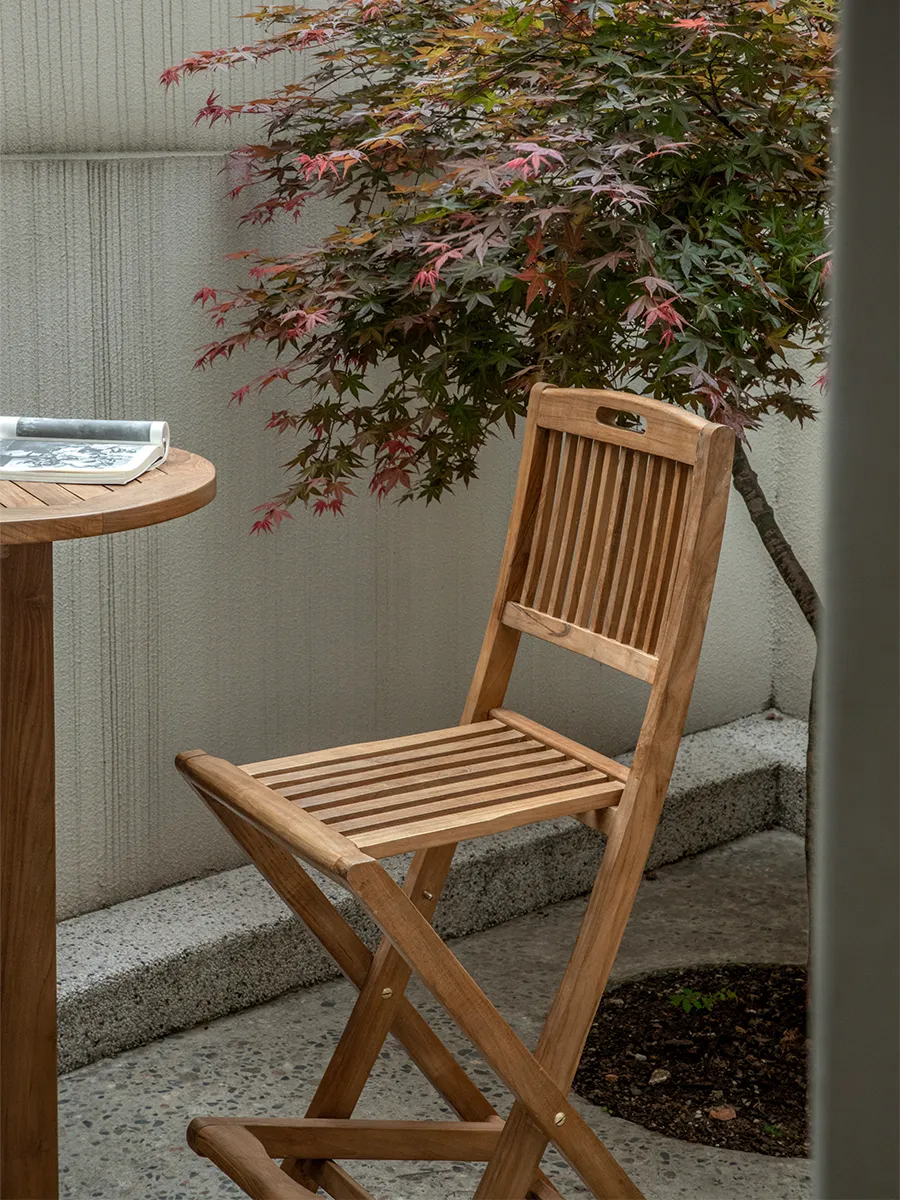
[{"xmin": 0, "ymin": 449, "xmax": 215, "ymax": 1199}]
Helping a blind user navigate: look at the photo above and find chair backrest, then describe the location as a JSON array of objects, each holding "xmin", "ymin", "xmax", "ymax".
[{"xmin": 462, "ymin": 384, "xmax": 734, "ymax": 761}]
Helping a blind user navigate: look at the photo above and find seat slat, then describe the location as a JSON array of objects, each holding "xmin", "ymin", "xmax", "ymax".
[
  {"xmin": 317, "ymin": 759, "xmax": 593, "ymax": 826},
  {"xmin": 291, "ymin": 747, "xmax": 566, "ymax": 809},
  {"xmin": 262, "ymin": 729, "xmax": 528, "ymax": 791},
  {"xmin": 331, "ymin": 769, "xmax": 609, "ymax": 837},
  {"xmin": 350, "ymin": 779, "xmax": 622, "ymax": 858},
  {"xmin": 234, "ymin": 704, "xmax": 626, "ymax": 861},
  {"xmin": 243, "ymin": 719, "xmax": 506, "ymax": 777}
]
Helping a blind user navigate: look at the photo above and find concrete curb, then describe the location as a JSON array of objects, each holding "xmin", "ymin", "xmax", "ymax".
[{"xmin": 57, "ymin": 711, "xmax": 806, "ymax": 1073}]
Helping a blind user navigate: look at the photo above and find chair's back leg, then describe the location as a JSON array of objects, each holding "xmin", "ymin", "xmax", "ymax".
[{"xmin": 304, "ymin": 844, "xmax": 457, "ymax": 1118}]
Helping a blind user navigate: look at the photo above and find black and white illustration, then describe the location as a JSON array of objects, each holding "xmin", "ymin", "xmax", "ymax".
[{"xmin": 0, "ymin": 439, "xmax": 146, "ymax": 473}]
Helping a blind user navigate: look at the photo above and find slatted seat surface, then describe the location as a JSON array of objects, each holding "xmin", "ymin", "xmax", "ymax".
[{"xmin": 240, "ymin": 716, "xmax": 624, "ymax": 859}]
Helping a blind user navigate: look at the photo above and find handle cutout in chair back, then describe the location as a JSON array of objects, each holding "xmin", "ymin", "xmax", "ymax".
[{"xmin": 594, "ymin": 405, "xmax": 647, "ymax": 435}]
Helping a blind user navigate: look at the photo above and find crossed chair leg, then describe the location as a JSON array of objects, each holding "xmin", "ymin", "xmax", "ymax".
[{"xmin": 187, "ymin": 795, "xmax": 646, "ymax": 1200}]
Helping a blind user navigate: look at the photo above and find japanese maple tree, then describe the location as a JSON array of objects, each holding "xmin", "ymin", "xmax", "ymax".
[{"xmin": 163, "ymin": 0, "xmax": 833, "ymax": 569}]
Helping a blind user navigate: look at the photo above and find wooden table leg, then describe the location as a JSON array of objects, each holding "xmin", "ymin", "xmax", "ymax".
[{"xmin": 0, "ymin": 542, "xmax": 58, "ymax": 1199}]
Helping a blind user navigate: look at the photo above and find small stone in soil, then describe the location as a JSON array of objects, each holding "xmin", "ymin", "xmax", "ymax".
[
  {"xmin": 633, "ymin": 1053, "xmax": 647, "ymax": 1061},
  {"xmin": 649, "ymin": 1069, "xmax": 670, "ymax": 1085},
  {"xmin": 604, "ymin": 1073, "xmax": 618, "ymax": 1083}
]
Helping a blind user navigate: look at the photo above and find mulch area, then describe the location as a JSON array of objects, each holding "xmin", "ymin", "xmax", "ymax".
[{"xmin": 573, "ymin": 963, "xmax": 808, "ymax": 1157}]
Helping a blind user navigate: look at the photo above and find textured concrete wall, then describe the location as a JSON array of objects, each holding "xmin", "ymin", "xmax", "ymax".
[{"xmin": 1, "ymin": 1, "xmax": 801, "ymax": 918}]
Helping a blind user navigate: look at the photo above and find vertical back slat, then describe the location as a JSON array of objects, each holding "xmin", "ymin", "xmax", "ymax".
[
  {"xmin": 621, "ymin": 455, "xmax": 670, "ymax": 648},
  {"xmin": 561, "ymin": 439, "xmax": 603, "ymax": 624},
  {"xmin": 645, "ymin": 464, "xmax": 691, "ymax": 652},
  {"xmin": 599, "ymin": 452, "xmax": 650, "ymax": 639},
  {"xmin": 533, "ymin": 435, "xmax": 578, "ymax": 612},
  {"xmin": 545, "ymin": 437, "xmax": 592, "ymax": 617},
  {"xmin": 520, "ymin": 430, "xmax": 562, "ymax": 608},
  {"xmin": 586, "ymin": 448, "xmax": 635, "ymax": 632},
  {"xmin": 638, "ymin": 461, "xmax": 690, "ymax": 653},
  {"xmin": 614, "ymin": 454, "xmax": 663, "ymax": 644},
  {"xmin": 573, "ymin": 443, "xmax": 621, "ymax": 628}
]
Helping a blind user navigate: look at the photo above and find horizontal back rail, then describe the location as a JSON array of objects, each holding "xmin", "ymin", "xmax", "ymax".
[
  {"xmin": 536, "ymin": 387, "xmax": 706, "ymax": 464},
  {"xmin": 502, "ymin": 601, "xmax": 659, "ymax": 682}
]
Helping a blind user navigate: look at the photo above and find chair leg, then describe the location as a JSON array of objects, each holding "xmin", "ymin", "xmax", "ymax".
[
  {"xmin": 199, "ymin": 792, "xmax": 641, "ymax": 1198},
  {"xmin": 307, "ymin": 845, "xmax": 457, "ymax": 1117},
  {"xmin": 475, "ymin": 810, "xmax": 649, "ymax": 1198},
  {"xmin": 282, "ymin": 843, "xmax": 457, "ymax": 1182},
  {"xmin": 345, "ymin": 858, "xmax": 644, "ymax": 1200},
  {"xmin": 204, "ymin": 798, "xmax": 495, "ymax": 1123}
]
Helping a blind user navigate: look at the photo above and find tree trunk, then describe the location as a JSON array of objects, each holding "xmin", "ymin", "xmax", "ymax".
[{"xmin": 731, "ymin": 441, "xmax": 821, "ymax": 635}]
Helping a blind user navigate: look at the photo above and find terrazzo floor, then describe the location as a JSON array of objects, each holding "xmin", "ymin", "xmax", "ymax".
[{"xmin": 59, "ymin": 830, "xmax": 811, "ymax": 1200}]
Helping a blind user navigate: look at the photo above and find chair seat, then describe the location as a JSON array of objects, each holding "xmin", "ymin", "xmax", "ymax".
[{"xmin": 239, "ymin": 711, "xmax": 625, "ymax": 859}]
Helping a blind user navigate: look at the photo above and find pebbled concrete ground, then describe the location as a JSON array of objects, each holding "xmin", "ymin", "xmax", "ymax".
[{"xmin": 58, "ymin": 829, "xmax": 810, "ymax": 1200}]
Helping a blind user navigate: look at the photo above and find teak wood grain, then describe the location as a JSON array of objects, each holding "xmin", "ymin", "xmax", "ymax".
[
  {"xmin": 0, "ymin": 543, "xmax": 58, "ymax": 1200},
  {"xmin": 176, "ymin": 385, "xmax": 733, "ymax": 1199}
]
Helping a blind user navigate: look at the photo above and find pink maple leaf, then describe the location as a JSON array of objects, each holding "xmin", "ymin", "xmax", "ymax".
[
  {"xmin": 502, "ymin": 143, "xmax": 566, "ymax": 180},
  {"xmin": 672, "ymin": 16, "xmax": 720, "ymax": 31},
  {"xmin": 250, "ymin": 502, "xmax": 294, "ymax": 534}
]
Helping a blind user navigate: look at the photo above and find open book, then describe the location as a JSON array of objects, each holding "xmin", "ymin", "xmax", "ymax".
[{"xmin": 0, "ymin": 417, "xmax": 169, "ymax": 485}]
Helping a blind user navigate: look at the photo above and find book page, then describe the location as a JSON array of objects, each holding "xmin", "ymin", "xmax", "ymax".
[{"xmin": 0, "ymin": 439, "xmax": 149, "ymax": 474}]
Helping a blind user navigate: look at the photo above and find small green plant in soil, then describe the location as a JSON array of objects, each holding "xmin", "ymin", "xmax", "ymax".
[
  {"xmin": 574, "ymin": 963, "xmax": 808, "ymax": 1158},
  {"xmin": 668, "ymin": 985, "xmax": 738, "ymax": 1014}
]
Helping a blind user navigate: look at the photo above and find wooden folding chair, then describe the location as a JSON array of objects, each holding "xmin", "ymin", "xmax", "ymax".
[{"xmin": 176, "ymin": 384, "xmax": 734, "ymax": 1200}]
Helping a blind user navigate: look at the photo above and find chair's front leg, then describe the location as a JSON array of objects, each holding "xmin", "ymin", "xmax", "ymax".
[
  {"xmin": 345, "ymin": 859, "xmax": 644, "ymax": 1200},
  {"xmin": 282, "ymin": 843, "xmax": 457, "ymax": 1182},
  {"xmin": 476, "ymin": 799, "xmax": 652, "ymax": 1199}
]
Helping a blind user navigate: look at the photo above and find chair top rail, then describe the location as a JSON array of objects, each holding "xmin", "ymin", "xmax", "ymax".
[{"xmin": 536, "ymin": 386, "xmax": 707, "ymax": 464}]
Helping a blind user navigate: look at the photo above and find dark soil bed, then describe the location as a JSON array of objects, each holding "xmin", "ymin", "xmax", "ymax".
[{"xmin": 573, "ymin": 963, "xmax": 808, "ymax": 1157}]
